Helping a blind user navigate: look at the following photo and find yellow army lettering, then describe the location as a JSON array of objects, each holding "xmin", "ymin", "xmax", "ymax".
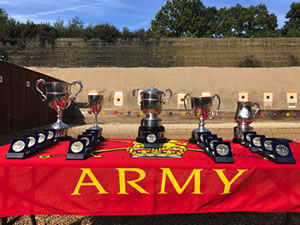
[{"xmin": 71, "ymin": 168, "xmax": 248, "ymax": 195}]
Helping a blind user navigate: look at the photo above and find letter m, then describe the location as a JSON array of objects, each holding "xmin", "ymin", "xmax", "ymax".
[{"xmin": 159, "ymin": 168, "xmax": 202, "ymax": 194}]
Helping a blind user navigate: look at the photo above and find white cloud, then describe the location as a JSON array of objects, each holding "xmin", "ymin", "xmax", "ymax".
[
  {"xmin": 5, "ymin": 0, "xmax": 132, "ymax": 28},
  {"xmin": 11, "ymin": 0, "xmax": 112, "ymax": 18}
]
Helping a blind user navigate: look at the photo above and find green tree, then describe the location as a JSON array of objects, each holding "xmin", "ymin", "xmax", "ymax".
[
  {"xmin": 19, "ymin": 21, "xmax": 38, "ymax": 40},
  {"xmin": 83, "ymin": 24, "xmax": 95, "ymax": 40},
  {"xmin": 37, "ymin": 23, "xmax": 58, "ymax": 47},
  {"xmin": 65, "ymin": 16, "xmax": 85, "ymax": 38},
  {"xmin": 92, "ymin": 24, "xmax": 121, "ymax": 42},
  {"xmin": 215, "ymin": 4, "xmax": 278, "ymax": 37},
  {"xmin": 133, "ymin": 28, "xmax": 146, "ymax": 40},
  {"xmin": 4, "ymin": 19, "xmax": 21, "ymax": 45},
  {"xmin": 150, "ymin": 0, "xmax": 217, "ymax": 37},
  {"xmin": 0, "ymin": 9, "xmax": 10, "ymax": 42},
  {"xmin": 68, "ymin": 16, "xmax": 84, "ymax": 29},
  {"xmin": 247, "ymin": 4, "xmax": 278, "ymax": 37},
  {"xmin": 281, "ymin": 2, "xmax": 300, "ymax": 37},
  {"xmin": 0, "ymin": 8, "xmax": 59, "ymax": 47},
  {"xmin": 121, "ymin": 27, "xmax": 134, "ymax": 40},
  {"xmin": 53, "ymin": 17, "xmax": 67, "ymax": 37},
  {"xmin": 0, "ymin": 8, "xmax": 8, "ymax": 29}
]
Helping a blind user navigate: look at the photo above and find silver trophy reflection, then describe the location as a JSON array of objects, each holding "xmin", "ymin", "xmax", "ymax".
[
  {"xmin": 36, "ymin": 79, "xmax": 83, "ymax": 139},
  {"xmin": 88, "ymin": 91, "xmax": 104, "ymax": 137},
  {"xmin": 184, "ymin": 93, "xmax": 221, "ymax": 143},
  {"xmin": 133, "ymin": 85, "xmax": 172, "ymax": 148},
  {"xmin": 233, "ymin": 101, "xmax": 260, "ymax": 144}
]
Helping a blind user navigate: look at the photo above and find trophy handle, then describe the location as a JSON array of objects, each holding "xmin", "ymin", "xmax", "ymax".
[
  {"xmin": 35, "ymin": 79, "xmax": 47, "ymax": 101},
  {"xmin": 132, "ymin": 88, "xmax": 141, "ymax": 103},
  {"xmin": 163, "ymin": 88, "xmax": 173, "ymax": 103},
  {"xmin": 211, "ymin": 94, "xmax": 221, "ymax": 119},
  {"xmin": 70, "ymin": 80, "xmax": 83, "ymax": 102},
  {"xmin": 252, "ymin": 102, "xmax": 260, "ymax": 120}
]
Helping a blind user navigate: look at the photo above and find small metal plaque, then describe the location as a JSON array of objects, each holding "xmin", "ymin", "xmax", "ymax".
[
  {"xmin": 26, "ymin": 81, "xmax": 30, "ymax": 87},
  {"xmin": 0, "ymin": 76, "xmax": 3, "ymax": 83}
]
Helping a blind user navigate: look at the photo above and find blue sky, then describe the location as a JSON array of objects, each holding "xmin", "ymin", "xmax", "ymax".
[{"xmin": 0, "ymin": 0, "xmax": 297, "ymax": 30}]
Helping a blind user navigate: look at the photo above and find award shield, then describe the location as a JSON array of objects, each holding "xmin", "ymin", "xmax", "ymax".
[
  {"xmin": 133, "ymin": 85, "xmax": 172, "ymax": 148},
  {"xmin": 36, "ymin": 79, "xmax": 83, "ymax": 139},
  {"xmin": 184, "ymin": 93, "xmax": 221, "ymax": 144},
  {"xmin": 88, "ymin": 91, "xmax": 104, "ymax": 138},
  {"xmin": 233, "ymin": 101, "xmax": 260, "ymax": 144}
]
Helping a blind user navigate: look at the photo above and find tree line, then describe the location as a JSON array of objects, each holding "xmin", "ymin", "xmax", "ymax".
[
  {"xmin": 152, "ymin": 0, "xmax": 300, "ymax": 38},
  {"xmin": 0, "ymin": 0, "xmax": 300, "ymax": 48}
]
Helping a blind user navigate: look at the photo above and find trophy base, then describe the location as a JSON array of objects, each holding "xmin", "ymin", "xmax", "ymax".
[
  {"xmin": 89, "ymin": 125, "xmax": 103, "ymax": 138},
  {"xmin": 57, "ymin": 135, "xmax": 72, "ymax": 141},
  {"xmin": 189, "ymin": 127, "xmax": 210, "ymax": 144},
  {"xmin": 212, "ymin": 155, "xmax": 235, "ymax": 163},
  {"xmin": 136, "ymin": 126, "xmax": 167, "ymax": 148},
  {"xmin": 51, "ymin": 120, "xmax": 71, "ymax": 140},
  {"xmin": 233, "ymin": 125, "xmax": 253, "ymax": 144},
  {"xmin": 232, "ymin": 137, "xmax": 242, "ymax": 144},
  {"xmin": 50, "ymin": 128, "xmax": 72, "ymax": 140}
]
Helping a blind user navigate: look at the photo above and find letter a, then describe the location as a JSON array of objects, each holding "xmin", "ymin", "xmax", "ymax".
[{"xmin": 71, "ymin": 168, "xmax": 108, "ymax": 195}]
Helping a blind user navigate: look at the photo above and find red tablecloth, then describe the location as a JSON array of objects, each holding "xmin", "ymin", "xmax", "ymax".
[{"xmin": 0, "ymin": 138, "xmax": 300, "ymax": 217}]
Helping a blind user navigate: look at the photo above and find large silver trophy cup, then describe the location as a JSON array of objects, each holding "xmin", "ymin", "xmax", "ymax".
[
  {"xmin": 233, "ymin": 101, "xmax": 260, "ymax": 144},
  {"xmin": 36, "ymin": 79, "xmax": 83, "ymax": 139},
  {"xmin": 88, "ymin": 91, "xmax": 104, "ymax": 135},
  {"xmin": 133, "ymin": 85, "xmax": 172, "ymax": 148},
  {"xmin": 184, "ymin": 93, "xmax": 221, "ymax": 144}
]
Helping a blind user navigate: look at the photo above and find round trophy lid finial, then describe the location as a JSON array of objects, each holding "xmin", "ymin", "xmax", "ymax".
[{"xmin": 141, "ymin": 85, "xmax": 164, "ymax": 95}]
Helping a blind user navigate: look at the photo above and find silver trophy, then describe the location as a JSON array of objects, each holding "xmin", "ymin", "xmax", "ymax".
[
  {"xmin": 233, "ymin": 101, "xmax": 260, "ymax": 144},
  {"xmin": 184, "ymin": 93, "xmax": 221, "ymax": 143},
  {"xmin": 133, "ymin": 85, "xmax": 172, "ymax": 148},
  {"xmin": 88, "ymin": 91, "xmax": 104, "ymax": 135},
  {"xmin": 36, "ymin": 79, "xmax": 83, "ymax": 139}
]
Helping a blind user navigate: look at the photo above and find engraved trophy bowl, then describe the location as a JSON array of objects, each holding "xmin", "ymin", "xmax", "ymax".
[
  {"xmin": 184, "ymin": 93, "xmax": 221, "ymax": 143},
  {"xmin": 36, "ymin": 79, "xmax": 83, "ymax": 139},
  {"xmin": 133, "ymin": 85, "xmax": 173, "ymax": 128},
  {"xmin": 233, "ymin": 101, "xmax": 260, "ymax": 144},
  {"xmin": 132, "ymin": 85, "xmax": 172, "ymax": 147},
  {"xmin": 88, "ymin": 91, "xmax": 104, "ymax": 132}
]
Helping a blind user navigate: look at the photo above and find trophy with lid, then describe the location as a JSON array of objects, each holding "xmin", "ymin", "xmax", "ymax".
[
  {"xmin": 233, "ymin": 101, "xmax": 260, "ymax": 144},
  {"xmin": 133, "ymin": 85, "xmax": 172, "ymax": 148},
  {"xmin": 36, "ymin": 79, "xmax": 83, "ymax": 139},
  {"xmin": 184, "ymin": 93, "xmax": 221, "ymax": 144}
]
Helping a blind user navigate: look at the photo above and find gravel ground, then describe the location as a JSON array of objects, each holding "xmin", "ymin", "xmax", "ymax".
[
  {"xmin": 2, "ymin": 122, "xmax": 300, "ymax": 225},
  {"xmin": 6, "ymin": 212, "xmax": 300, "ymax": 225}
]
